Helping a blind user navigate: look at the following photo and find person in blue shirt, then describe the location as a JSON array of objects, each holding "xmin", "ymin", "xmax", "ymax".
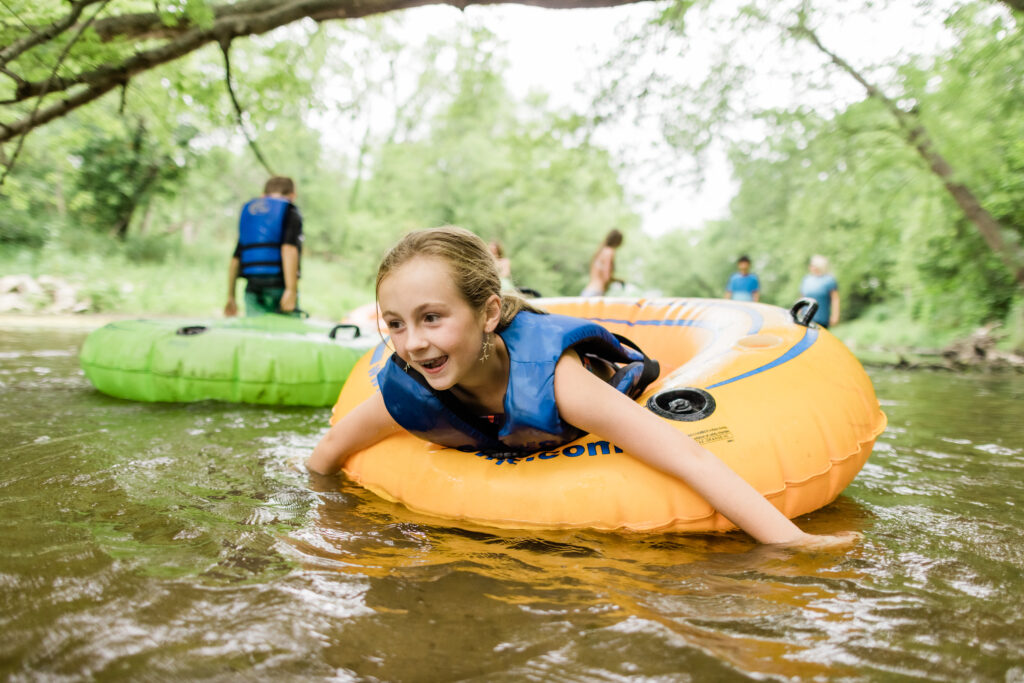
[
  {"xmin": 800, "ymin": 255, "xmax": 841, "ymax": 328},
  {"xmin": 724, "ymin": 255, "xmax": 760, "ymax": 302},
  {"xmin": 224, "ymin": 176, "xmax": 303, "ymax": 317}
]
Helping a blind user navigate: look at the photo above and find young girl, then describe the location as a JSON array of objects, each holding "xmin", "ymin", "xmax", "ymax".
[{"xmin": 309, "ymin": 227, "xmax": 857, "ymax": 548}]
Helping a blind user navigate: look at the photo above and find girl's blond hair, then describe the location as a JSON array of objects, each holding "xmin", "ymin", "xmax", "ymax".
[{"xmin": 376, "ymin": 226, "xmax": 543, "ymax": 329}]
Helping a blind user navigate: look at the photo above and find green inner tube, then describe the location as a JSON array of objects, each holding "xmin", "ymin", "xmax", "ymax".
[{"xmin": 80, "ymin": 315, "xmax": 377, "ymax": 406}]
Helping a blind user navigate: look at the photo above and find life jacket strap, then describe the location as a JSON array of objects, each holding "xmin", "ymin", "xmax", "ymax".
[
  {"xmin": 609, "ymin": 333, "xmax": 661, "ymax": 397},
  {"xmin": 238, "ymin": 242, "xmax": 284, "ymax": 251}
]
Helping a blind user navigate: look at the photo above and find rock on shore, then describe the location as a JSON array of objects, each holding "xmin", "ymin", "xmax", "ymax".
[{"xmin": 0, "ymin": 274, "xmax": 91, "ymax": 314}]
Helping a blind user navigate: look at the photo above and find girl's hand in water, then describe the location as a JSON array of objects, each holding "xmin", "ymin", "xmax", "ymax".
[
  {"xmin": 775, "ymin": 530, "xmax": 862, "ymax": 551},
  {"xmin": 308, "ymin": 392, "xmax": 401, "ymax": 476}
]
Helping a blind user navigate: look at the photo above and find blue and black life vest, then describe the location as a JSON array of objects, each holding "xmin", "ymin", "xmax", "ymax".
[
  {"xmin": 237, "ymin": 197, "xmax": 290, "ymax": 278},
  {"xmin": 377, "ymin": 311, "xmax": 660, "ymax": 454}
]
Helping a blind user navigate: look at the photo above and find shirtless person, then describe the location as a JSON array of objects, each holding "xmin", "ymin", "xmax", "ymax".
[{"xmin": 580, "ymin": 229, "xmax": 623, "ymax": 297}]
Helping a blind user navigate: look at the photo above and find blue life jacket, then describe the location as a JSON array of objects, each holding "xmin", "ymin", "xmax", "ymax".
[
  {"xmin": 237, "ymin": 197, "xmax": 290, "ymax": 278},
  {"xmin": 377, "ymin": 311, "xmax": 660, "ymax": 454}
]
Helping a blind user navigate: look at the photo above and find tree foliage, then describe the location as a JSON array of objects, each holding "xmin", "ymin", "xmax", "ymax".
[
  {"xmin": 695, "ymin": 4, "xmax": 1023, "ymax": 329},
  {"xmin": 0, "ymin": 0, "xmax": 652, "ymax": 155},
  {"xmin": 7, "ymin": 20, "xmax": 638, "ymax": 298},
  {"xmin": 598, "ymin": 0, "xmax": 1023, "ymax": 332},
  {"xmin": 306, "ymin": 24, "xmax": 640, "ymax": 295},
  {"xmin": 72, "ymin": 117, "xmax": 191, "ymax": 238}
]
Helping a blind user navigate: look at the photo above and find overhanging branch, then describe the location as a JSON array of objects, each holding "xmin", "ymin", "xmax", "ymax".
[
  {"xmin": 0, "ymin": 0, "xmax": 106, "ymax": 67},
  {"xmin": 87, "ymin": 0, "xmax": 653, "ymax": 42},
  {"xmin": 1, "ymin": 0, "xmax": 656, "ymax": 145},
  {"xmin": 1, "ymin": 0, "xmax": 112, "ymax": 186},
  {"xmin": 220, "ymin": 39, "xmax": 275, "ymax": 175}
]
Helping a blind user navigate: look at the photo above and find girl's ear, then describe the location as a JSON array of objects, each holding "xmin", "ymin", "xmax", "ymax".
[{"xmin": 482, "ymin": 294, "xmax": 501, "ymax": 333}]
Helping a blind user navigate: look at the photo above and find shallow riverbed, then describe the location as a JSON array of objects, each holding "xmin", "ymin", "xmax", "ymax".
[{"xmin": 2, "ymin": 326, "xmax": 1022, "ymax": 681}]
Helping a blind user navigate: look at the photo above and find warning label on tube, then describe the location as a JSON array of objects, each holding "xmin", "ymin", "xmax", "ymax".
[{"xmin": 690, "ymin": 426, "xmax": 734, "ymax": 445}]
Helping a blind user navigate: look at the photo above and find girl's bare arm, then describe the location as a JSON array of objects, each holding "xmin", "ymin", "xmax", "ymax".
[
  {"xmin": 553, "ymin": 353, "xmax": 854, "ymax": 547},
  {"xmin": 307, "ymin": 392, "xmax": 401, "ymax": 475}
]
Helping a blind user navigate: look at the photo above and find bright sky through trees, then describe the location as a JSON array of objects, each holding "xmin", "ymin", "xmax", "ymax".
[{"xmin": 342, "ymin": 1, "xmax": 961, "ymax": 235}]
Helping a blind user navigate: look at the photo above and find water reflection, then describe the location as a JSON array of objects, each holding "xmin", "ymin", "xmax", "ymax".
[
  {"xmin": 2, "ymin": 328, "xmax": 1023, "ymax": 681},
  {"xmin": 288, "ymin": 473, "xmax": 880, "ymax": 680}
]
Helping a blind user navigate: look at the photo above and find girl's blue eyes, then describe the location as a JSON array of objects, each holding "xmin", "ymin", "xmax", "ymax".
[{"xmin": 387, "ymin": 313, "xmax": 441, "ymax": 329}]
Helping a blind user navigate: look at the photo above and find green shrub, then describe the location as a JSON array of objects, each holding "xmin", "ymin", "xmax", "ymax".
[
  {"xmin": 0, "ymin": 209, "xmax": 52, "ymax": 248},
  {"xmin": 123, "ymin": 232, "xmax": 181, "ymax": 264}
]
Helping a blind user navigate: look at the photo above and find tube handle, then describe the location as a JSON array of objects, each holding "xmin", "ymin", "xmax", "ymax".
[
  {"xmin": 790, "ymin": 298, "xmax": 819, "ymax": 327},
  {"xmin": 329, "ymin": 324, "xmax": 361, "ymax": 340}
]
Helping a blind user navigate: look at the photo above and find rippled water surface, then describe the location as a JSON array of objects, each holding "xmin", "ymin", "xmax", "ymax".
[{"xmin": 2, "ymin": 326, "xmax": 1023, "ymax": 681}]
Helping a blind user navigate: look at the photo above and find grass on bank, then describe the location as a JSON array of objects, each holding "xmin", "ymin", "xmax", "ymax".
[
  {"xmin": 834, "ymin": 297, "xmax": 1024, "ymax": 356},
  {"xmin": 0, "ymin": 231, "xmax": 374, "ymax": 321}
]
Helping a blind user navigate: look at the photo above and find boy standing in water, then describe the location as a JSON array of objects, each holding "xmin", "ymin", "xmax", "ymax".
[
  {"xmin": 225, "ymin": 176, "xmax": 303, "ymax": 317},
  {"xmin": 724, "ymin": 255, "xmax": 761, "ymax": 302}
]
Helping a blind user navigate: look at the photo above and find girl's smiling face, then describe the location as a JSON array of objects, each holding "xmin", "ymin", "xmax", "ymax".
[{"xmin": 378, "ymin": 256, "xmax": 498, "ymax": 392}]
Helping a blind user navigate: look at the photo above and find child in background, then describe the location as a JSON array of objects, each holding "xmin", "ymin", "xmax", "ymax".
[
  {"xmin": 580, "ymin": 229, "xmax": 623, "ymax": 297},
  {"xmin": 725, "ymin": 255, "xmax": 761, "ymax": 302},
  {"xmin": 225, "ymin": 176, "xmax": 303, "ymax": 317},
  {"xmin": 309, "ymin": 226, "xmax": 856, "ymax": 548},
  {"xmin": 488, "ymin": 240, "xmax": 515, "ymax": 292}
]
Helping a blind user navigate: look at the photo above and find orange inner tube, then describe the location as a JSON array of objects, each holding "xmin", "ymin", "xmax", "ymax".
[{"xmin": 330, "ymin": 297, "xmax": 887, "ymax": 533}]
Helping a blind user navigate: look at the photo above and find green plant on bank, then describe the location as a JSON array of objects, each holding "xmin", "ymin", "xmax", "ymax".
[
  {"xmin": 0, "ymin": 233, "xmax": 373, "ymax": 320},
  {"xmin": 1005, "ymin": 299, "xmax": 1024, "ymax": 353},
  {"xmin": 830, "ymin": 301, "xmax": 962, "ymax": 352}
]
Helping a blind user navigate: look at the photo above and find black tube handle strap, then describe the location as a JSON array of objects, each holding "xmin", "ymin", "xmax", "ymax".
[
  {"xmin": 790, "ymin": 298, "xmax": 819, "ymax": 327},
  {"xmin": 329, "ymin": 324, "xmax": 361, "ymax": 340}
]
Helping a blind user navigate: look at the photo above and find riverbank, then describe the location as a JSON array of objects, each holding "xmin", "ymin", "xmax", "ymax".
[
  {"xmin": 838, "ymin": 319, "xmax": 1024, "ymax": 372},
  {"xmin": 0, "ymin": 313, "xmax": 163, "ymax": 330},
  {"xmin": 849, "ymin": 344, "xmax": 1024, "ymax": 372},
  {"xmin": 0, "ymin": 249, "xmax": 370, "ymax": 323}
]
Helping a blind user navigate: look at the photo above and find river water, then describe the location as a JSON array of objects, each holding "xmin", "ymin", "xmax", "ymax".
[{"xmin": 2, "ymin": 326, "xmax": 1023, "ymax": 681}]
